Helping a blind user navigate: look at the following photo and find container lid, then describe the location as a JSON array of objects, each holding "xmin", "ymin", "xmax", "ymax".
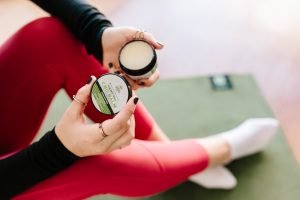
[
  {"xmin": 119, "ymin": 40, "xmax": 157, "ymax": 76},
  {"xmin": 90, "ymin": 73, "xmax": 132, "ymax": 115}
]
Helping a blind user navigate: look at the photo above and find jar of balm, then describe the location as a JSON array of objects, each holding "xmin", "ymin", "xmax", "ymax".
[
  {"xmin": 91, "ymin": 73, "xmax": 132, "ymax": 115},
  {"xmin": 119, "ymin": 40, "xmax": 157, "ymax": 80}
]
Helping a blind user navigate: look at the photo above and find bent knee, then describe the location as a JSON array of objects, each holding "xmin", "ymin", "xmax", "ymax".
[
  {"xmin": 21, "ymin": 17, "xmax": 67, "ymax": 36},
  {"xmin": 13, "ymin": 17, "xmax": 76, "ymax": 48}
]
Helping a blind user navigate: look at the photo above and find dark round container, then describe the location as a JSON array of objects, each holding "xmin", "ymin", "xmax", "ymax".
[
  {"xmin": 90, "ymin": 73, "xmax": 132, "ymax": 115},
  {"xmin": 119, "ymin": 40, "xmax": 157, "ymax": 80}
]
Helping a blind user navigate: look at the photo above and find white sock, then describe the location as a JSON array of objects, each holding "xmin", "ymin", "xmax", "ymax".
[
  {"xmin": 189, "ymin": 118, "xmax": 278, "ymax": 190},
  {"xmin": 221, "ymin": 118, "xmax": 279, "ymax": 160},
  {"xmin": 189, "ymin": 166, "xmax": 237, "ymax": 189}
]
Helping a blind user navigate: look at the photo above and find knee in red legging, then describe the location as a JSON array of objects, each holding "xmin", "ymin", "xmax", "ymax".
[
  {"xmin": 11, "ymin": 17, "xmax": 85, "ymax": 66},
  {"xmin": 0, "ymin": 17, "xmax": 85, "ymax": 155},
  {"xmin": 0, "ymin": 16, "xmax": 155, "ymax": 156}
]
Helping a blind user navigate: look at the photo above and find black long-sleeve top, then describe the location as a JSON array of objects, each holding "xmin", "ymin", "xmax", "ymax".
[
  {"xmin": 0, "ymin": 0, "xmax": 112, "ymax": 198},
  {"xmin": 32, "ymin": 0, "xmax": 113, "ymax": 62},
  {"xmin": 0, "ymin": 130, "xmax": 79, "ymax": 199}
]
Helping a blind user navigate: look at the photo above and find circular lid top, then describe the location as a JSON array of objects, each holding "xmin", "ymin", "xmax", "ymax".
[
  {"xmin": 91, "ymin": 73, "xmax": 132, "ymax": 115},
  {"xmin": 119, "ymin": 40, "xmax": 156, "ymax": 75}
]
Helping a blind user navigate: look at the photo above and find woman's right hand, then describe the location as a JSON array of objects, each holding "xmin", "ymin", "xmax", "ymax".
[
  {"xmin": 101, "ymin": 27, "xmax": 163, "ymax": 91},
  {"xmin": 55, "ymin": 76, "xmax": 139, "ymax": 157}
]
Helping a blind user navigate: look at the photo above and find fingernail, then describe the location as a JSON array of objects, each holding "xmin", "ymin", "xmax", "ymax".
[
  {"xmin": 157, "ymin": 41, "xmax": 164, "ymax": 46},
  {"xmin": 86, "ymin": 76, "xmax": 93, "ymax": 84},
  {"xmin": 139, "ymin": 81, "xmax": 145, "ymax": 86},
  {"xmin": 115, "ymin": 71, "xmax": 121, "ymax": 74},
  {"xmin": 134, "ymin": 97, "xmax": 139, "ymax": 104},
  {"xmin": 109, "ymin": 63, "xmax": 113, "ymax": 68}
]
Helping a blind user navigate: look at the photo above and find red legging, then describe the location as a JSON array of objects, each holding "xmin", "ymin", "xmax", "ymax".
[{"xmin": 0, "ymin": 17, "xmax": 209, "ymax": 200}]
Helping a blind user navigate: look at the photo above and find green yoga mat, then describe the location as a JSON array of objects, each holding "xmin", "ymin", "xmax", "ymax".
[
  {"xmin": 38, "ymin": 75, "xmax": 300, "ymax": 200},
  {"xmin": 137, "ymin": 75, "xmax": 300, "ymax": 200}
]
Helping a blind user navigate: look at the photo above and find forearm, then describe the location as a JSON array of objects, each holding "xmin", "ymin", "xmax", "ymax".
[
  {"xmin": 0, "ymin": 129, "xmax": 79, "ymax": 199},
  {"xmin": 31, "ymin": 0, "xmax": 113, "ymax": 62}
]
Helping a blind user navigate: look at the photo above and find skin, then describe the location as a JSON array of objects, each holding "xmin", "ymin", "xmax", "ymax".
[
  {"xmin": 101, "ymin": 27, "xmax": 231, "ymax": 166},
  {"xmin": 55, "ymin": 76, "xmax": 138, "ymax": 157},
  {"xmin": 149, "ymin": 123, "xmax": 231, "ymax": 166},
  {"xmin": 102, "ymin": 27, "xmax": 163, "ymax": 90},
  {"xmin": 56, "ymin": 27, "xmax": 231, "ymax": 166}
]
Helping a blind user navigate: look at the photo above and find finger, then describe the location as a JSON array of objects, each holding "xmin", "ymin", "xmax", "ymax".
[
  {"xmin": 96, "ymin": 96, "xmax": 137, "ymax": 140},
  {"xmin": 70, "ymin": 75, "xmax": 96, "ymax": 116},
  {"xmin": 104, "ymin": 61, "xmax": 119, "ymax": 71},
  {"xmin": 106, "ymin": 129, "xmax": 134, "ymax": 152},
  {"xmin": 112, "ymin": 115, "xmax": 135, "ymax": 152},
  {"xmin": 86, "ymin": 122, "xmax": 124, "ymax": 154},
  {"xmin": 100, "ymin": 115, "xmax": 135, "ymax": 152},
  {"xmin": 129, "ymin": 115, "xmax": 135, "ymax": 137},
  {"xmin": 113, "ymin": 96, "xmax": 139, "ymax": 123},
  {"xmin": 110, "ymin": 71, "xmax": 140, "ymax": 91},
  {"xmin": 86, "ymin": 122, "xmax": 112, "ymax": 143},
  {"xmin": 103, "ymin": 51, "xmax": 120, "ymax": 70},
  {"xmin": 112, "ymin": 69, "xmax": 124, "ymax": 76},
  {"xmin": 143, "ymin": 32, "xmax": 164, "ymax": 49},
  {"xmin": 110, "ymin": 62, "xmax": 121, "ymax": 71},
  {"xmin": 114, "ymin": 72, "xmax": 141, "ymax": 90},
  {"xmin": 106, "ymin": 115, "xmax": 135, "ymax": 152},
  {"xmin": 98, "ymin": 97, "xmax": 137, "ymax": 137},
  {"xmin": 137, "ymin": 70, "xmax": 160, "ymax": 87},
  {"xmin": 112, "ymin": 57, "xmax": 121, "ymax": 69}
]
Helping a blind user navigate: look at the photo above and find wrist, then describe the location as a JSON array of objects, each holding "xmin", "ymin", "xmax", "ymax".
[
  {"xmin": 54, "ymin": 126, "xmax": 81, "ymax": 158},
  {"xmin": 49, "ymin": 128, "xmax": 80, "ymax": 161},
  {"xmin": 96, "ymin": 26, "xmax": 112, "ymax": 64}
]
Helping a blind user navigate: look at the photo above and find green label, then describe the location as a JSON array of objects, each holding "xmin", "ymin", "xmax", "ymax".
[
  {"xmin": 91, "ymin": 74, "xmax": 131, "ymax": 115},
  {"xmin": 91, "ymin": 84, "xmax": 112, "ymax": 115}
]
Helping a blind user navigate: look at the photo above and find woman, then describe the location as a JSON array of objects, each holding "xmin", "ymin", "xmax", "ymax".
[{"xmin": 0, "ymin": 0, "xmax": 278, "ymax": 199}]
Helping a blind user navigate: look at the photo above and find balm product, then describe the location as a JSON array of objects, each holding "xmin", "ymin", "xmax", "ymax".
[
  {"xmin": 91, "ymin": 73, "xmax": 132, "ymax": 115},
  {"xmin": 119, "ymin": 40, "xmax": 157, "ymax": 80}
]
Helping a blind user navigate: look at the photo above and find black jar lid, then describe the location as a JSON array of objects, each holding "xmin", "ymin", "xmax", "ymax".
[{"xmin": 90, "ymin": 73, "xmax": 132, "ymax": 115}]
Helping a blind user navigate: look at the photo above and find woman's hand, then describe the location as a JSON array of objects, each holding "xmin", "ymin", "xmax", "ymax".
[
  {"xmin": 55, "ymin": 76, "xmax": 139, "ymax": 157},
  {"xmin": 101, "ymin": 27, "xmax": 164, "ymax": 90}
]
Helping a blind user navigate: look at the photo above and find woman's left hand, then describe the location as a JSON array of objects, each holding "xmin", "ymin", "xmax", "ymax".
[{"xmin": 101, "ymin": 27, "xmax": 164, "ymax": 90}]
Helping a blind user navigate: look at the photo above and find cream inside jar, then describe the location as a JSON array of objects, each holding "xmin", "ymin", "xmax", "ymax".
[
  {"xmin": 91, "ymin": 73, "xmax": 132, "ymax": 115},
  {"xmin": 119, "ymin": 40, "xmax": 157, "ymax": 80}
]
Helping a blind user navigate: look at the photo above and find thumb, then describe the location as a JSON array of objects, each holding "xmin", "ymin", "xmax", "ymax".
[
  {"xmin": 143, "ymin": 32, "xmax": 164, "ymax": 50},
  {"xmin": 114, "ymin": 96, "xmax": 139, "ymax": 123},
  {"xmin": 70, "ymin": 76, "xmax": 96, "ymax": 116}
]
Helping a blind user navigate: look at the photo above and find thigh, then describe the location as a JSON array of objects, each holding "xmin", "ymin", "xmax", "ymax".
[
  {"xmin": 0, "ymin": 17, "xmax": 155, "ymax": 155},
  {"xmin": 14, "ymin": 139, "xmax": 208, "ymax": 200},
  {"xmin": 0, "ymin": 18, "xmax": 67, "ymax": 154}
]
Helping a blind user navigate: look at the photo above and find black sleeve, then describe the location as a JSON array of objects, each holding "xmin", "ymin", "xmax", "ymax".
[
  {"xmin": 31, "ymin": 0, "xmax": 113, "ymax": 62},
  {"xmin": 0, "ymin": 129, "xmax": 79, "ymax": 199}
]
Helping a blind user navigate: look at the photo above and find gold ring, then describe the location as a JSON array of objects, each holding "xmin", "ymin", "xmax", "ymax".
[
  {"xmin": 99, "ymin": 123, "xmax": 108, "ymax": 138},
  {"xmin": 140, "ymin": 30, "xmax": 146, "ymax": 40},
  {"xmin": 133, "ymin": 30, "xmax": 146, "ymax": 40},
  {"xmin": 139, "ymin": 31, "xmax": 144, "ymax": 40},
  {"xmin": 72, "ymin": 95, "xmax": 87, "ymax": 107},
  {"xmin": 133, "ymin": 30, "xmax": 139, "ymax": 40}
]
